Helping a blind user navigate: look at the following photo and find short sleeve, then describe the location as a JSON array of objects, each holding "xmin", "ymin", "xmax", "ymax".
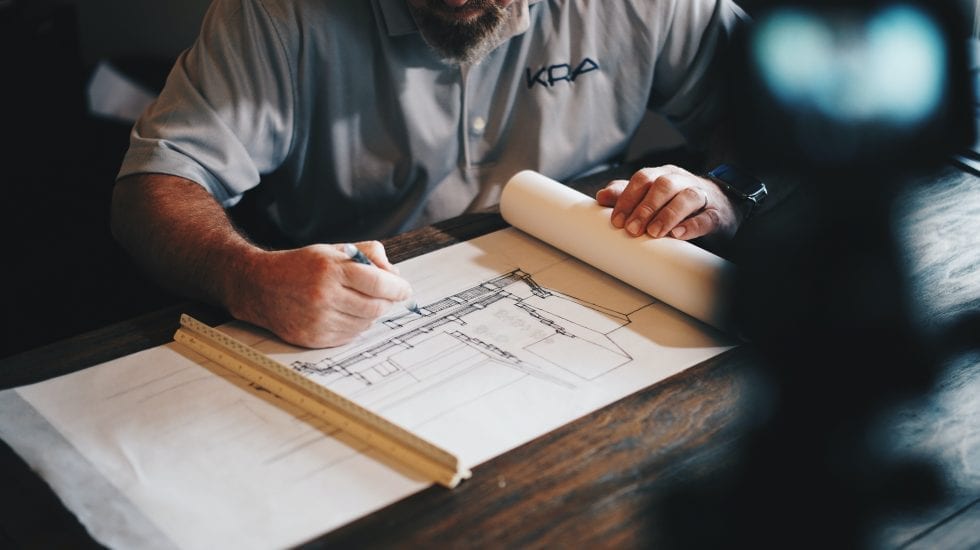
[
  {"xmin": 116, "ymin": 0, "xmax": 295, "ymax": 207},
  {"xmin": 648, "ymin": 0, "xmax": 747, "ymax": 148}
]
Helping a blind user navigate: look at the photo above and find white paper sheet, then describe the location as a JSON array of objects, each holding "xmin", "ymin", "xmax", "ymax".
[{"xmin": 0, "ymin": 173, "xmax": 737, "ymax": 549}]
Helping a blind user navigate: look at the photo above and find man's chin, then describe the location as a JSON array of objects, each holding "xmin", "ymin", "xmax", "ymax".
[
  {"xmin": 412, "ymin": 7, "xmax": 507, "ymax": 65},
  {"xmin": 432, "ymin": 42, "xmax": 496, "ymax": 66}
]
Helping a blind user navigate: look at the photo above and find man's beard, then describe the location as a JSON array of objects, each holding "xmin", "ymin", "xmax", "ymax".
[{"xmin": 407, "ymin": 0, "xmax": 509, "ymax": 65}]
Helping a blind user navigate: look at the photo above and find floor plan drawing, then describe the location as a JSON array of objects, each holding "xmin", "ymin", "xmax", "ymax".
[
  {"xmin": 252, "ymin": 227, "xmax": 736, "ymax": 441},
  {"xmin": 290, "ymin": 268, "xmax": 649, "ymax": 418}
]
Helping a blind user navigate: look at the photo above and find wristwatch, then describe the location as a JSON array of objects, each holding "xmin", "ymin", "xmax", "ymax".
[{"xmin": 705, "ymin": 164, "xmax": 768, "ymax": 215}]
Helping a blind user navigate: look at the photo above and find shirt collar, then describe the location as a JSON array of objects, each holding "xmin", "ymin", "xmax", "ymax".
[{"xmin": 377, "ymin": 0, "xmax": 540, "ymax": 38}]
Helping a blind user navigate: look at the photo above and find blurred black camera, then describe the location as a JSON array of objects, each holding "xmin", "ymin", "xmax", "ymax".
[{"xmin": 733, "ymin": 0, "xmax": 974, "ymax": 176}]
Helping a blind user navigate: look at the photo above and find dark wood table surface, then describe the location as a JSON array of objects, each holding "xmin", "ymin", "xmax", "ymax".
[{"xmin": 0, "ymin": 163, "xmax": 977, "ymax": 549}]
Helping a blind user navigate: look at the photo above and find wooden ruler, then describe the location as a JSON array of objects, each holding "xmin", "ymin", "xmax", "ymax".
[{"xmin": 173, "ymin": 314, "xmax": 471, "ymax": 488}]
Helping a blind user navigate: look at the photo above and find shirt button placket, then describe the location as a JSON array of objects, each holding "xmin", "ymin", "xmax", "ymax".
[{"xmin": 471, "ymin": 116, "xmax": 487, "ymax": 136}]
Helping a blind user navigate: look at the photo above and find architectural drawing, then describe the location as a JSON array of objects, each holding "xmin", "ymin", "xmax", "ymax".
[{"xmin": 291, "ymin": 268, "xmax": 652, "ymax": 416}]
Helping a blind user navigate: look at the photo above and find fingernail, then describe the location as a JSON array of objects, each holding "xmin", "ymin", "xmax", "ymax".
[
  {"xmin": 626, "ymin": 220, "xmax": 642, "ymax": 236},
  {"xmin": 612, "ymin": 212, "xmax": 626, "ymax": 228},
  {"xmin": 647, "ymin": 223, "xmax": 662, "ymax": 238},
  {"xmin": 671, "ymin": 226, "xmax": 686, "ymax": 238}
]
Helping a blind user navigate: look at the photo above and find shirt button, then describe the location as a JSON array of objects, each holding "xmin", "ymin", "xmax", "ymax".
[{"xmin": 471, "ymin": 116, "xmax": 486, "ymax": 136}]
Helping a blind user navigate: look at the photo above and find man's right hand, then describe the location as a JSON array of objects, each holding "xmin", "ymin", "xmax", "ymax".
[
  {"xmin": 228, "ymin": 241, "xmax": 413, "ymax": 348},
  {"xmin": 112, "ymin": 174, "xmax": 412, "ymax": 350}
]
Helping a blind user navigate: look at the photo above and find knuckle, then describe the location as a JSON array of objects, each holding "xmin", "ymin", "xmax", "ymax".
[
  {"xmin": 606, "ymin": 179, "xmax": 627, "ymax": 191},
  {"xmin": 363, "ymin": 240, "xmax": 384, "ymax": 255},
  {"xmin": 680, "ymin": 187, "xmax": 702, "ymax": 202},
  {"xmin": 601, "ymin": 180, "xmax": 628, "ymax": 204},
  {"xmin": 620, "ymin": 182, "xmax": 645, "ymax": 202},
  {"xmin": 339, "ymin": 260, "xmax": 360, "ymax": 283},
  {"xmin": 704, "ymin": 209, "xmax": 722, "ymax": 227},
  {"xmin": 314, "ymin": 250, "xmax": 340, "ymax": 275},
  {"xmin": 684, "ymin": 218, "xmax": 703, "ymax": 234},
  {"xmin": 660, "ymin": 204, "xmax": 684, "ymax": 221},
  {"xmin": 308, "ymin": 244, "xmax": 333, "ymax": 261},
  {"xmin": 635, "ymin": 168, "xmax": 658, "ymax": 182},
  {"xmin": 634, "ymin": 203, "xmax": 657, "ymax": 220},
  {"xmin": 628, "ymin": 168, "xmax": 659, "ymax": 190},
  {"xmin": 308, "ymin": 286, "xmax": 327, "ymax": 307},
  {"xmin": 652, "ymin": 175, "xmax": 675, "ymax": 191}
]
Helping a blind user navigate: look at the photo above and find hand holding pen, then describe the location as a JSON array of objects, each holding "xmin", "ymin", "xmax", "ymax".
[
  {"xmin": 226, "ymin": 241, "xmax": 416, "ymax": 349},
  {"xmin": 344, "ymin": 243, "xmax": 421, "ymax": 315}
]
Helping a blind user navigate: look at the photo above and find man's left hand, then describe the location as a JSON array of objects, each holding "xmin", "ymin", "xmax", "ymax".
[{"xmin": 596, "ymin": 164, "xmax": 740, "ymax": 241}]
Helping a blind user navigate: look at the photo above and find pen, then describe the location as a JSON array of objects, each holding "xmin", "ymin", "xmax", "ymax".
[{"xmin": 343, "ymin": 243, "xmax": 421, "ymax": 315}]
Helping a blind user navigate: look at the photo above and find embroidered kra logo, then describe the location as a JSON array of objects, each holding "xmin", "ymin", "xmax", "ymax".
[{"xmin": 525, "ymin": 58, "xmax": 599, "ymax": 89}]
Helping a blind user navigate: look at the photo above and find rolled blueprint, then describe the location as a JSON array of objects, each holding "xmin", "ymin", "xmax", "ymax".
[{"xmin": 499, "ymin": 170, "xmax": 734, "ymax": 331}]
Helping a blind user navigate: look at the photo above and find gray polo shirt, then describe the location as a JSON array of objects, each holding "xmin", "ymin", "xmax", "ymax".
[{"xmin": 119, "ymin": 0, "xmax": 744, "ymax": 244}]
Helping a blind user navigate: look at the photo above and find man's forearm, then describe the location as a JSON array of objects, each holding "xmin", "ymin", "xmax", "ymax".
[
  {"xmin": 110, "ymin": 173, "xmax": 260, "ymax": 310},
  {"xmin": 110, "ymin": 174, "xmax": 414, "ymax": 348}
]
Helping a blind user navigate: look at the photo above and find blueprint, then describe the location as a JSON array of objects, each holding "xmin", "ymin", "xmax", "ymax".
[
  {"xmin": 0, "ymin": 176, "xmax": 736, "ymax": 550},
  {"xmin": 292, "ymin": 268, "xmax": 636, "ymax": 413}
]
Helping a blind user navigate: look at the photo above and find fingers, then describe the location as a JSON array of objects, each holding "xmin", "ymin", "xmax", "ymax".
[
  {"xmin": 604, "ymin": 166, "xmax": 733, "ymax": 241},
  {"xmin": 330, "ymin": 283, "xmax": 402, "ymax": 320},
  {"xmin": 323, "ymin": 241, "xmax": 410, "ymax": 303},
  {"xmin": 609, "ymin": 167, "xmax": 675, "ymax": 231},
  {"xmin": 341, "ymin": 257, "xmax": 412, "ymax": 303},
  {"xmin": 287, "ymin": 307, "xmax": 374, "ymax": 348},
  {"xmin": 237, "ymin": 244, "xmax": 415, "ymax": 349},
  {"xmin": 644, "ymin": 186, "xmax": 707, "ymax": 238},
  {"xmin": 668, "ymin": 208, "xmax": 722, "ymax": 241},
  {"xmin": 595, "ymin": 180, "xmax": 627, "ymax": 207},
  {"xmin": 310, "ymin": 310, "xmax": 373, "ymax": 346},
  {"xmin": 353, "ymin": 240, "xmax": 398, "ymax": 272}
]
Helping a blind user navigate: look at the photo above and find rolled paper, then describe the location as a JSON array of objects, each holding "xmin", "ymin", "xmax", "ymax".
[{"xmin": 499, "ymin": 170, "xmax": 734, "ymax": 331}]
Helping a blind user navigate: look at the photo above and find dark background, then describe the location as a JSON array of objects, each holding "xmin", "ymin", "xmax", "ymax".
[{"xmin": 0, "ymin": 1, "xmax": 188, "ymax": 358}]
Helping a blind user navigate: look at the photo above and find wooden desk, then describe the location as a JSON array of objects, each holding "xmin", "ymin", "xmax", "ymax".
[{"xmin": 0, "ymin": 164, "xmax": 977, "ymax": 548}]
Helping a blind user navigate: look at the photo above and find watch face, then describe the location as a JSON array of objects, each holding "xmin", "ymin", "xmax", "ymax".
[{"xmin": 709, "ymin": 164, "xmax": 767, "ymax": 204}]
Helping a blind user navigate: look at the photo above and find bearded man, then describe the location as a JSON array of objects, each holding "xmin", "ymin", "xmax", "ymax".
[{"xmin": 111, "ymin": 0, "xmax": 751, "ymax": 348}]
